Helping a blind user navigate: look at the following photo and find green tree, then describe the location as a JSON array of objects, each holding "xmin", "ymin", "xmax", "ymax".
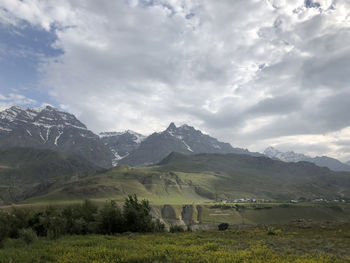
[
  {"xmin": 98, "ymin": 200, "xmax": 124, "ymax": 234},
  {"xmin": 123, "ymin": 194, "xmax": 154, "ymax": 232},
  {"xmin": 0, "ymin": 210, "xmax": 10, "ymax": 247}
]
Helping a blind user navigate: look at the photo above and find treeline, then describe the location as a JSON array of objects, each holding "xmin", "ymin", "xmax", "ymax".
[{"xmin": 0, "ymin": 195, "xmax": 164, "ymax": 246}]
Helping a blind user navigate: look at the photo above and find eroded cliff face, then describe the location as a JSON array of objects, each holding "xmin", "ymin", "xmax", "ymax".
[
  {"xmin": 152, "ymin": 204, "xmax": 202, "ymax": 228},
  {"xmin": 196, "ymin": 205, "xmax": 202, "ymax": 224},
  {"xmin": 161, "ymin": 205, "xmax": 178, "ymax": 224},
  {"xmin": 181, "ymin": 205, "xmax": 194, "ymax": 225}
]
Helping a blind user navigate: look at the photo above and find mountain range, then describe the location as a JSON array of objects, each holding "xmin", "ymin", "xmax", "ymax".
[
  {"xmin": 1, "ymin": 106, "xmax": 349, "ymax": 172},
  {"xmin": 0, "ymin": 106, "xmax": 112, "ymax": 168},
  {"xmin": 118, "ymin": 122, "xmax": 261, "ymax": 166},
  {"xmin": 264, "ymin": 147, "xmax": 350, "ymax": 172},
  {"xmin": 0, "ymin": 106, "xmax": 350, "ymax": 205}
]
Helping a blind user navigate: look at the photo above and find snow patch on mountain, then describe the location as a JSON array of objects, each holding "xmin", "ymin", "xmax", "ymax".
[
  {"xmin": 100, "ymin": 130, "xmax": 147, "ymax": 166},
  {"xmin": 100, "ymin": 130, "xmax": 146, "ymax": 143},
  {"xmin": 264, "ymin": 146, "xmax": 309, "ymax": 162},
  {"xmin": 264, "ymin": 146, "xmax": 350, "ymax": 172},
  {"xmin": 182, "ymin": 140, "xmax": 193, "ymax": 152},
  {"xmin": 54, "ymin": 130, "xmax": 64, "ymax": 146}
]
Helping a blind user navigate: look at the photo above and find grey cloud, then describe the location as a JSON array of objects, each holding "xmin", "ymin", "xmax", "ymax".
[
  {"xmin": 2, "ymin": 0, "xmax": 350, "ymax": 160},
  {"xmin": 247, "ymin": 94, "xmax": 303, "ymax": 116},
  {"xmin": 302, "ymin": 51, "xmax": 350, "ymax": 90}
]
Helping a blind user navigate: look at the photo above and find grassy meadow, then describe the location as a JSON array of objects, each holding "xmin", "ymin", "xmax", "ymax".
[{"xmin": 1, "ymin": 223, "xmax": 350, "ymax": 263}]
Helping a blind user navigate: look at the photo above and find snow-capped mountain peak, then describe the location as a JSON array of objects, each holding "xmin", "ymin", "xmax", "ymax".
[
  {"xmin": 99, "ymin": 129, "xmax": 147, "ymax": 166},
  {"xmin": 264, "ymin": 146, "xmax": 350, "ymax": 172},
  {"xmin": 0, "ymin": 106, "xmax": 111, "ymax": 168},
  {"xmin": 118, "ymin": 122, "xmax": 259, "ymax": 166},
  {"xmin": 264, "ymin": 146, "xmax": 308, "ymax": 162}
]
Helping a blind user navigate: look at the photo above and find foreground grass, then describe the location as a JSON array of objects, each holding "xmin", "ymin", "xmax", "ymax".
[{"xmin": 1, "ymin": 223, "xmax": 350, "ymax": 263}]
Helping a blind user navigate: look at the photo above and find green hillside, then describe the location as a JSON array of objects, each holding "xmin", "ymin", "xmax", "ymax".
[
  {"xmin": 0, "ymin": 147, "xmax": 104, "ymax": 204},
  {"xmin": 23, "ymin": 152, "xmax": 350, "ymax": 205}
]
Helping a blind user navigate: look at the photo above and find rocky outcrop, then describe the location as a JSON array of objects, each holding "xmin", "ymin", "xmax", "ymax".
[
  {"xmin": 155, "ymin": 204, "xmax": 205, "ymax": 227},
  {"xmin": 196, "ymin": 205, "xmax": 202, "ymax": 224},
  {"xmin": 181, "ymin": 205, "xmax": 194, "ymax": 225},
  {"xmin": 161, "ymin": 205, "xmax": 178, "ymax": 224}
]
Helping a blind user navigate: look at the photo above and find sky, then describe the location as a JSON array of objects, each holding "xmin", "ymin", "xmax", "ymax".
[{"xmin": 0, "ymin": 0, "xmax": 350, "ymax": 161}]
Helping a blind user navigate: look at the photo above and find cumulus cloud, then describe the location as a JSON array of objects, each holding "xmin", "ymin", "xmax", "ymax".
[
  {"xmin": 0, "ymin": 92, "xmax": 36, "ymax": 110},
  {"xmin": 1, "ymin": 0, "xmax": 350, "ymax": 160}
]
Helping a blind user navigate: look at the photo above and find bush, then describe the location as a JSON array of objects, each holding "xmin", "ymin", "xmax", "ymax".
[
  {"xmin": 0, "ymin": 210, "xmax": 10, "ymax": 247},
  {"xmin": 8, "ymin": 207, "xmax": 32, "ymax": 238},
  {"xmin": 123, "ymin": 195, "xmax": 154, "ymax": 232},
  {"xmin": 0, "ymin": 195, "xmax": 162, "ymax": 240},
  {"xmin": 98, "ymin": 200, "xmax": 124, "ymax": 234},
  {"xmin": 41, "ymin": 206, "xmax": 65, "ymax": 239},
  {"xmin": 218, "ymin": 223, "xmax": 229, "ymax": 231},
  {"xmin": 329, "ymin": 206, "xmax": 343, "ymax": 212},
  {"xmin": 153, "ymin": 219, "xmax": 165, "ymax": 233},
  {"xmin": 28, "ymin": 212, "xmax": 46, "ymax": 236},
  {"xmin": 170, "ymin": 225, "xmax": 185, "ymax": 233},
  {"xmin": 19, "ymin": 228, "xmax": 38, "ymax": 244}
]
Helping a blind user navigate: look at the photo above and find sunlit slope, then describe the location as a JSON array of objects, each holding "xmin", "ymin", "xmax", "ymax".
[
  {"xmin": 25, "ymin": 152, "xmax": 350, "ymax": 205},
  {"xmin": 0, "ymin": 147, "xmax": 103, "ymax": 204}
]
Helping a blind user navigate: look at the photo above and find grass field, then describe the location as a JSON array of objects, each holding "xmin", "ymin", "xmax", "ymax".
[{"xmin": 1, "ymin": 223, "xmax": 349, "ymax": 263}]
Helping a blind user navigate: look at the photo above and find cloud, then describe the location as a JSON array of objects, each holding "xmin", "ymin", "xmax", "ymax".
[
  {"xmin": 0, "ymin": 92, "xmax": 36, "ymax": 110},
  {"xmin": 1, "ymin": 0, "xmax": 350, "ymax": 160}
]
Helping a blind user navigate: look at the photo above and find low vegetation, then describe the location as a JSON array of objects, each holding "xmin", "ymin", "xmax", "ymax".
[{"xmin": 0, "ymin": 223, "xmax": 349, "ymax": 262}]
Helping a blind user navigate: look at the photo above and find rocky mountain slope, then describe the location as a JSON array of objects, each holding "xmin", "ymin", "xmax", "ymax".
[
  {"xmin": 264, "ymin": 147, "xmax": 350, "ymax": 172},
  {"xmin": 100, "ymin": 130, "xmax": 146, "ymax": 166},
  {"xmin": 118, "ymin": 123, "xmax": 261, "ymax": 166},
  {"xmin": 0, "ymin": 106, "xmax": 112, "ymax": 168}
]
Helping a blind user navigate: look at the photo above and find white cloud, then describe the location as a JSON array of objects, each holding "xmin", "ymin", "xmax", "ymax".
[
  {"xmin": 1, "ymin": 0, "xmax": 350, "ymax": 160},
  {"xmin": 0, "ymin": 92, "xmax": 37, "ymax": 110}
]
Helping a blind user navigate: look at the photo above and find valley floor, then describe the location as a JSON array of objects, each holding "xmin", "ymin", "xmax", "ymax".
[{"xmin": 1, "ymin": 223, "xmax": 350, "ymax": 263}]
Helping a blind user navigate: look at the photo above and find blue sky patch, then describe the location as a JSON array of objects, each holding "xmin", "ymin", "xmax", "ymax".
[{"xmin": 0, "ymin": 21, "xmax": 62, "ymax": 106}]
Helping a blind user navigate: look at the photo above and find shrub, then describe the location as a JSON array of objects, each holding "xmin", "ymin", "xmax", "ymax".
[
  {"xmin": 98, "ymin": 200, "xmax": 124, "ymax": 234},
  {"xmin": 18, "ymin": 228, "xmax": 38, "ymax": 244},
  {"xmin": 218, "ymin": 223, "xmax": 229, "ymax": 231},
  {"xmin": 41, "ymin": 207, "xmax": 65, "ymax": 239},
  {"xmin": 123, "ymin": 194, "xmax": 154, "ymax": 232},
  {"xmin": 1, "ymin": 195, "xmax": 163, "ymax": 240},
  {"xmin": 8, "ymin": 207, "xmax": 32, "ymax": 238},
  {"xmin": 0, "ymin": 210, "xmax": 10, "ymax": 247},
  {"xmin": 81, "ymin": 200, "xmax": 98, "ymax": 222},
  {"xmin": 153, "ymin": 219, "xmax": 165, "ymax": 233},
  {"xmin": 329, "ymin": 206, "xmax": 343, "ymax": 212},
  {"xmin": 28, "ymin": 212, "xmax": 46, "ymax": 236},
  {"xmin": 169, "ymin": 225, "xmax": 185, "ymax": 233}
]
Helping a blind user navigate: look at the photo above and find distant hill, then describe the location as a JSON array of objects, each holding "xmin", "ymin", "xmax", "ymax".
[
  {"xmin": 118, "ymin": 123, "xmax": 261, "ymax": 166},
  {"xmin": 24, "ymin": 152, "xmax": 350, "ymax": 205},
  {"xmin": 0, "ymin": 147, "xmax": 103, "ymax": 204},
  {"xmin": 264, "ymin": 146, "xmax": 350, "ymax": 172},
  {"xmin": 0, "ymin": 106, "xmax": 112, "ymax": 168}
]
